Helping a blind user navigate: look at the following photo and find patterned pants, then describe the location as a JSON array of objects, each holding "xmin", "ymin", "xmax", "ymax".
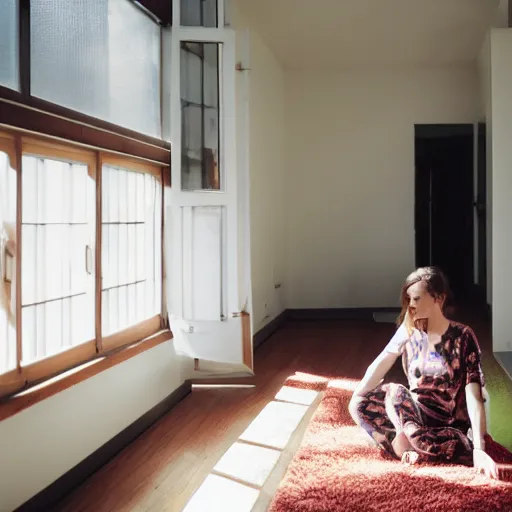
[{"xmin": 352, "ymin": 383, "xmax": 474, "ymax": 465}]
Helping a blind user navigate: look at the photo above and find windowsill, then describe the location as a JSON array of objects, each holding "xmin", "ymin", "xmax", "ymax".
[{"xmin": 0, "ymin": 330, "xmax": 173, "ymax": 422}]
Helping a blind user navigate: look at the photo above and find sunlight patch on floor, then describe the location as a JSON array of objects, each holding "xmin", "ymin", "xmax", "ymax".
[
  {"xmin": 192, "ymin": 384, "xmax": 256, "ymax": 389},
  {"xmin": 239, "ymin": 400, "xmax": 310, "ymax": 450},
  {"xmin": 289, "ymin": 371, "xmax": 329, "ymax": 383},
  {"xmin": 306, "ymin": 425, "xmax": 374, "ymax": 449},
  {"xmin": 182, "ymin": 473, "xmax": 260, "ymax": 512},
  {"xmin": 213, "ymin": 441, "xmax": 282, "ymax": 487},
  {"xmin": 328, "ymin": 378, "xmax": 360, "ymax": 391},
  {"xmin": 182, "ymin": 375, "xmax": 322, "ymax": 511},
  {"xmin": 275, "ymin": 385, "xmax": 319, "ymax": 406}
]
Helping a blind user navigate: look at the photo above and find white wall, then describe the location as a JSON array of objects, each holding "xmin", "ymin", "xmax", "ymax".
[
  {"xmin": 0, "ymin": 342, "xmax": 187, "ymax": 511},
  {"xmin": 284, "ymin": 67, "xmax": 480, "ymax": 309},
  {"xmin": 249, "ymin": 35, "xmax": 286, "ymax": 330},
  {"xmin": 489, "ymin": 29, "xmax": 512, "ymax": 352},
  {"xmin": 233, "ymin": 4, "xmax": 287, "ymax": 332}
]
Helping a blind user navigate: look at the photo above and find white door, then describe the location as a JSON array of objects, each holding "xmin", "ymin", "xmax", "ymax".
[{"xmin": 166, "ymin": 3, "xmax": 253, "ymax": 378}]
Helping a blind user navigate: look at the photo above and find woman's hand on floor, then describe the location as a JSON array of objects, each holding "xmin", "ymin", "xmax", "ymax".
[{"xmin": 473, "ymin": 449, "xmax": 499, "ymax": 479}]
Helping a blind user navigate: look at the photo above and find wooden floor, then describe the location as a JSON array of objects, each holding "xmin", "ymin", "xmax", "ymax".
[{"xmin": 54, "ymin": 311, "xmax": 512, "ymax": 512}]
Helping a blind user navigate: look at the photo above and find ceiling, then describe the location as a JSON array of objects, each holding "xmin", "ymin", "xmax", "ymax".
[{"xmin": 236, "ymin": 0, "xmax": 507, "ymax": 69}]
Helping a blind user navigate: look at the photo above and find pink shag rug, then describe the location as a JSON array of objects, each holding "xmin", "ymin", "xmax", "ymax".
[{"xmin": 269, "ymin": 374, "xmax": 512, "ymax": 512}]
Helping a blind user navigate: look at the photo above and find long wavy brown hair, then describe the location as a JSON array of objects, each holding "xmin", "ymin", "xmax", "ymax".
[{"xmin": 396, "ymin": 266, "xmax": 453, "ymax": 334}]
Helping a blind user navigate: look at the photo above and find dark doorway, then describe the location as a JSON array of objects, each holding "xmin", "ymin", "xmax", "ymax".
[{"xmin": 414, "ymin": 124, "xmax": 475, "ymax": 300}]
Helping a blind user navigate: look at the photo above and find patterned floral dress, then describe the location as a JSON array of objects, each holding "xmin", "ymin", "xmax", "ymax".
[{"xmin": 353, "ymin": 322, "xmax": 486, "ymax": 465}]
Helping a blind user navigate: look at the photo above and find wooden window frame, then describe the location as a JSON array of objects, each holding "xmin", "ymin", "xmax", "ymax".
[
  {"xmin": 99, "ymin": 152, "xmax": 166, "ymax": 353},
  {"xmin": 0, "ymin": 129, "xmax": 171, "ymax": 402}
]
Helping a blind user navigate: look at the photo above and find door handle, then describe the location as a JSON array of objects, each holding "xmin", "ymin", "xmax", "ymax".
[
  {"xmin": 85, "ymin": 245, "xmax": 93, "ymax": 275},
  {"xmin": 3, "ymin": 241, "xmax": 15, "ymax": 283}
]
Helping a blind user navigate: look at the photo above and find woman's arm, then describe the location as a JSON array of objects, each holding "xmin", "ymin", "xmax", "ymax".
[
  {"xmin": 353, "ymin": 319, "xmax": 410, "ymax": 398},
  {"xmin": 465, "ymin": 382, "xmax": 487, "ymax": 450},
  {"xmin": 467, "ymin": 382, "xmax": 498, "ymax": 479},
  {"xmin": 353, "ymin": 350, "xmax": 399, "ymax": 397},
  {"xmin": 463, "ymin": 328, "xmax": 498, "ymax": 479},
  {"xmin": 463, "ymin": 328, "xmax": 487, "ymax": 449}
]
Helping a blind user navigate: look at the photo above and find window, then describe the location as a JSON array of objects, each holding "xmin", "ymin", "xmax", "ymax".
[
  {"xmin": 181, "ymin": 0, "xmax": 218, "ymax": 27},
  {"xmin": 101, "ymin": 158, "xmax": 162, "ymax": 350},
  {"xmin": 0, "ymin": 135, "xmax": 17, "ymax": 380},
  {"xmin": 0, "ymin": 132, "xmax": 166, "ymax": 398},
  {"xmin": 0, "ymin": 0, "xmax": 246, "ymax": 406},
  {"xmin": 30, "ymin": 0, "xmax": 161, "ymax": 137},
  {"xmin": 181, "ymin": 42, "xmax": 221, "ymax": 190},
  {"xmin": 21, "ymin": 146, "xmax": 96, "ymax": 366},
  {"xmin": 0, "ymin": 0, "xmax": 19, "ymax": 91}
]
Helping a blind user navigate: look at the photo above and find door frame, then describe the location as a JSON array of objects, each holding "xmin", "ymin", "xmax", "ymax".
[{"xmin": 414, "ymin": 123, "xmax": 481, "ymax": 294}]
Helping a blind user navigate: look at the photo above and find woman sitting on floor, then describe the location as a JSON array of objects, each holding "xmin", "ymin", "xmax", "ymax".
[{"xmin": 349, "ymin": 266, "xmax": 509, "ymax": 479}]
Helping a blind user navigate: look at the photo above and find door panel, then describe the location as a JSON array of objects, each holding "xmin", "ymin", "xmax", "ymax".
[{"xmin": 166, "ymin": 25, "xmax": 253, "ymax": 378}]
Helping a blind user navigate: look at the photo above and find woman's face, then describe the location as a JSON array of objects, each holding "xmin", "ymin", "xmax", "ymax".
[{"xmin": 406, "ymin": 281, "xmax": 442, "ymax": 320}]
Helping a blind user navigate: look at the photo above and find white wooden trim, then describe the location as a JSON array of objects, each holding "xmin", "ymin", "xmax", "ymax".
[
  {"xmin": 172, "ymin": 0, "xmax": 229, "ymax": 31},
  {"xmin": 171, "ymin": 0, "xmax": 181, "ymax": 29},
  {"xmin": 172, "ymin": 27, "xmax": 234, "ymax": 43},
  {"xmin": 218, "ymin": 0, "xmax": 225, "ymax": 32},
  {"xmin": 237, "ymin": 29, "xmax": 253, "ymax": 323},
  {"xmin": 167, "ymin": 0, "xmax": 253, "ymax": 372}
]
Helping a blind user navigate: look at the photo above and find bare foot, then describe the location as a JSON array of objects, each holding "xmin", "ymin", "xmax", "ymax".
[
  {"xmin": 392, "ymin": 432, "xmax": 413, "ymax": 457},
  {"xmin": 402, "ymin": 450, "xmax": 422, "ymax": 465}
]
